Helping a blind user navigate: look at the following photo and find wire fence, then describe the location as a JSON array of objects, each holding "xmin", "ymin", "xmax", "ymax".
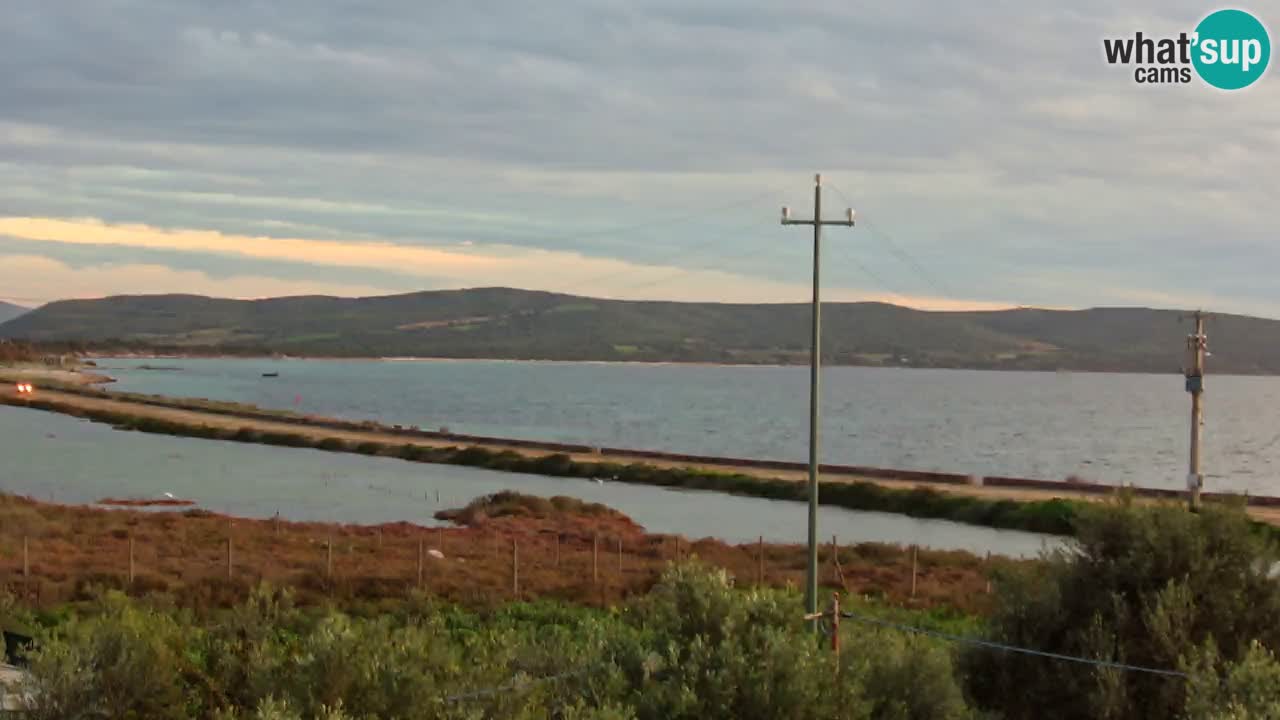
[
  {"xmin": 835, "ymin": 608, "xmax": 1189, "ymax": 680},
  {"xmin": 0, "ymin": 518, "xmax": 991, "ymax": 611}
]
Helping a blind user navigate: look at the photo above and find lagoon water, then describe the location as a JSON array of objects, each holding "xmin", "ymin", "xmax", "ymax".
[
  {"xmin": 0, "ymin": 406, "xmax": 1057, "ymax": 557},
  {"xmin": 99, "ymin": 357, "xmax": 1280, "ymax": 495}
]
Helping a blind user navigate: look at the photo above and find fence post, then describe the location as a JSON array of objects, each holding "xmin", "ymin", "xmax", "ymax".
[
  {"xmin": 831, "ymin": 593, "xmax": 841, "ymax": 676},
  {"xmin": 437, "ymin": 527, "xmax": 444, "ymax": 555},
  {"xmin": 326, "ymin": 534, "xmax": 333, "ymax": 579},
  {"xmin": 129, "ymin": 535, "xmax": 135, "ymax": 585},
  {"xmin": 554, "ymin": 533, "xmax": 560, "ymax": 567},
  {"xmin": 226, "ymin": 536, "xmax": 234, "ymax": 580},
  {"xmin": 512, "ymin": 538, "xmax": 519, "ymax": 598},
  {"xmin": 417, "ymin": 535, "xmax": 424, "ymax": 587},
  {"xmin": 757, "ymin": 535, "xmax": 765, "ymax": 586},
  {"xmin": 910, "ymin": 545, "xmax": 918, "ymax": 599},
  {"xmin": 377, "ymin": 528, "xmax": 383, "ymax": 550},
  {"xmin": 22, "ymin": 535, "xmax": 29, "ymax": 583},
  {"xmin": 592, "ymin": 534, "xmax": 599, "ymax": 585},
  {"xmin": 985, "ymin": 552, "xmax": 992, "ymax": 594},
  {"xmin": 617, "ymin": 537, "xmax": 623, "ymax": 574}
]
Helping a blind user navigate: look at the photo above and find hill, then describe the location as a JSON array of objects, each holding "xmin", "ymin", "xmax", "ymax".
[
  {"xmin": 0, "ymin": 287, "xmax": 1274, "ymax": 372},
  {"xmin": 0, "ymin": 301, "xmax": 27, "ymax": 325}
]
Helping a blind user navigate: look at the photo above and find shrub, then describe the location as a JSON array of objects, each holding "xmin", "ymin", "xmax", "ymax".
[
  {"xmin": 964, "ymin": 498, "xmax": 1280, "ymax": 719},
  {"xmin": 315, "ymin": 437, "xmax": 350, "ymax": 452},
  {"xmin": 19, "ymin": 592, "xmax": 195, "ymax": 720}
]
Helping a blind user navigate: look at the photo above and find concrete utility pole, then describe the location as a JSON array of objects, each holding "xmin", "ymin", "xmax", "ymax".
[
  {"xmin": 1185, "ymin": 311, "xmax": 1207, "ymax": 511},
  {"xmin": 781, "ymin": 174, "xmax": 855, "ymax": 632}
]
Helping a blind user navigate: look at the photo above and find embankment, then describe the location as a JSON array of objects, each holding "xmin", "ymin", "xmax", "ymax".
[{"xmin": 2, "ymin": 380, "xmax": 1273, "ymax": 536}]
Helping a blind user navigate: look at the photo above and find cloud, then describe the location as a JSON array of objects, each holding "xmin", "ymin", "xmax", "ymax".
[
  {"xmin": 0, "ymin": 217, "xmax": 1013, "ymax": 309},
  {"xmin": 0, "ymin": 1, "xmax": 1277, "ymax": 315},
  {"xmin": 0, "ymin": 254, "xmax": 393, "ymax": 303}
]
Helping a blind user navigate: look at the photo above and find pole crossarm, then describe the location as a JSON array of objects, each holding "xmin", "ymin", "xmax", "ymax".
[{"xmin": 781, "ymin": 218, "xmax": 856, "ymax": 227}]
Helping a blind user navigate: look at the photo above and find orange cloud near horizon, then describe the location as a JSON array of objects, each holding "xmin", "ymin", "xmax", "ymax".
[{"xmin": 0, "ymin": 215, "xmax": 1016, "ymax": 311}]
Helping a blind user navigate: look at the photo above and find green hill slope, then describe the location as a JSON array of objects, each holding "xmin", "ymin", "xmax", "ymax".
[
  {"xmin": 1, "ymin": 287, "xmax": 1274, "ymax": 372},
  {"xmin": 0, "ymin": 301, "xmax": 27, "ymax": 325}
]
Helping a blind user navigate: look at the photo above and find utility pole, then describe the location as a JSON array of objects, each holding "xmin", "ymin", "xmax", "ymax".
[
  {"xmin": 1185, "ymin": 310, "xmax": 1207, "ymax": 511},
  {"xmin": 781, "ymin": 174, "xmax": 855, "ymax": 632}
]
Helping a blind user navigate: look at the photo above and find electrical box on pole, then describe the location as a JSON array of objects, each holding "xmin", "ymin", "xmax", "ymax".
[{"xmin": 1184, "ymin": 311, "xmax": 1207, "ymax": 510}]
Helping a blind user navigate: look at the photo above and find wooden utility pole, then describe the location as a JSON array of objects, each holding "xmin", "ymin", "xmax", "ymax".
[
  {"xmin": 1185, "ymin": 311, "xmax": 1207, "ymax": 511},
  {"xmin": 781, "ymin": 174, "xmax": 856, "ymax": 632},
  {"xmin": 802, "ymin": 592, "xmax": 842, "ymax": 676}
]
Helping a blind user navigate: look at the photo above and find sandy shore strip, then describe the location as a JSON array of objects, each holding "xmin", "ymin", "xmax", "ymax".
[{"xmin": 0, "ymin": 366, "xmax": 115, "ymax": 385}]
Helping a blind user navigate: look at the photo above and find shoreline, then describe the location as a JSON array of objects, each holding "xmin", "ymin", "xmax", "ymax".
[
  {"xmin": 4, "ymin": 379, "xmax": 1280, "ymax": 535},
  {"xmin": 0, "ymin": 365, "xmax": 115, "ymax": 385},
  {"xmin": 83, "ymin": 353, "xmax": 1273, "ymax": 376}
]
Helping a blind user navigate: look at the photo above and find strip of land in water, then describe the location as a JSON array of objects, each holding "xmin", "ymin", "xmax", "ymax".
[{"xmin": 3, "ymin": 369, "xmax": 1278, "ymax": 534}]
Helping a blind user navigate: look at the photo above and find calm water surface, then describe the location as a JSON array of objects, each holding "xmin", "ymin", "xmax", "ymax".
[
  {"xmin": 0, "ymin": 406, "xmax": 1058, "ymax": 557},
  {"xmin": 99, "ymin": 358, "xmax": 1280, "ymax": 494}
]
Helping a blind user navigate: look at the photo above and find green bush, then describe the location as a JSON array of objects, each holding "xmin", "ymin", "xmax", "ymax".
[
  {"xmin": 13, "ymin": 568, "xmax": 981, "ymax": 719},
  {"xmin": 964, "ymin": 498, "xmax": 1280, "ymax": 720},
  {"xmin": 18, "ymin": 593, "xmax": 196, "ymax": 720}
]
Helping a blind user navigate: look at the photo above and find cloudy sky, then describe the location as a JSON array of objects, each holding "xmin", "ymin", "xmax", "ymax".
[{"xmin": 0, "ymin": 1, "xmax": 1276, "ymax": 314}]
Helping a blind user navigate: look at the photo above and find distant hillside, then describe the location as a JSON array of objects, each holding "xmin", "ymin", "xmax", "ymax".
[
  {"xmin": 1, "ymin": 287, "xmax": 1275, "ymax": 373},
  {"xmin": 0, "ymin": 301, "xmax": 27, "ymax": 325}
]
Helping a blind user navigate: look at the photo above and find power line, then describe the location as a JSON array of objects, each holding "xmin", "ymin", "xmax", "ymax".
[
  {"xmin": 825, "ymin": 239, "xmax": 913, "ymax": 306},
  {"xmin": 824, "ymin": 182, "xmax": 959, "ymax": 301},
  {"xmin": 838, "ymin": 610, "xmax": 1190, "ymax": 679},
  {"xmin": 565, "ymin": 219, "xmax": 794, "ymax": 296},
  {"xmin": 546, "ymin": 188, "xmax": 791, "ymax": 294},
  {"xmin": 442, "ymin": 662, "xmax": 602, "ymax": 704},
  {"xmin": 600, "ymin": 227, "xmax": 809, "ymax": 297}
]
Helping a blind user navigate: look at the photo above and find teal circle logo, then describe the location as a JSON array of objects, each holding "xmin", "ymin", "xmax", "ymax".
[{"xmin": 1192, "ymin": 9, "xmax": 1270, "ymax": 90}]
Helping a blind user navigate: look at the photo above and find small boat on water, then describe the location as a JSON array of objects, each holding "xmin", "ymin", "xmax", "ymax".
[{"xmin": 262, "ymin": 372, "xmax": 279, "ymax": 378}]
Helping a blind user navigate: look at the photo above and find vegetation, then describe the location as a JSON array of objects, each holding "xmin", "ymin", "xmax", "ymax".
[
  {"xmin": 0, "ymin": 339, "xmax": 49, "ymax": 365},
  {"xmin": 3, "ymin": 567, "xmax": 982, "ymax": 720},
  {"xmin": 5, "ymin": 500, "xmax": 1280, "ymax": 717},
  {"xmin": 9, "ymin": 502, "xmax": 1280, "ymax": 718},
  {"xmin": 0, "ymin": 301, "xmax": 26, "ymax": 325},
  {"xmin": 5, "ymin": 287, "xmax": 1278, "ymax": 371},
  {"xmin": 0, "ymin": 492, "xmax": 1001, "ymax": 613},
  {"xmin": 435, "ymin": 492, "xmax": 625, "ymax": 526},
  {"xmin": 964, "ymin": 498, "xmax": 1280, "ymax": 719}
]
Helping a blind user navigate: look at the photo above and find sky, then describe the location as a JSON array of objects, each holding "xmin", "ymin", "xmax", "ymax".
[{"xmin": 0, "ymin": 1, "xmax": 1277, "ymax": 315}]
